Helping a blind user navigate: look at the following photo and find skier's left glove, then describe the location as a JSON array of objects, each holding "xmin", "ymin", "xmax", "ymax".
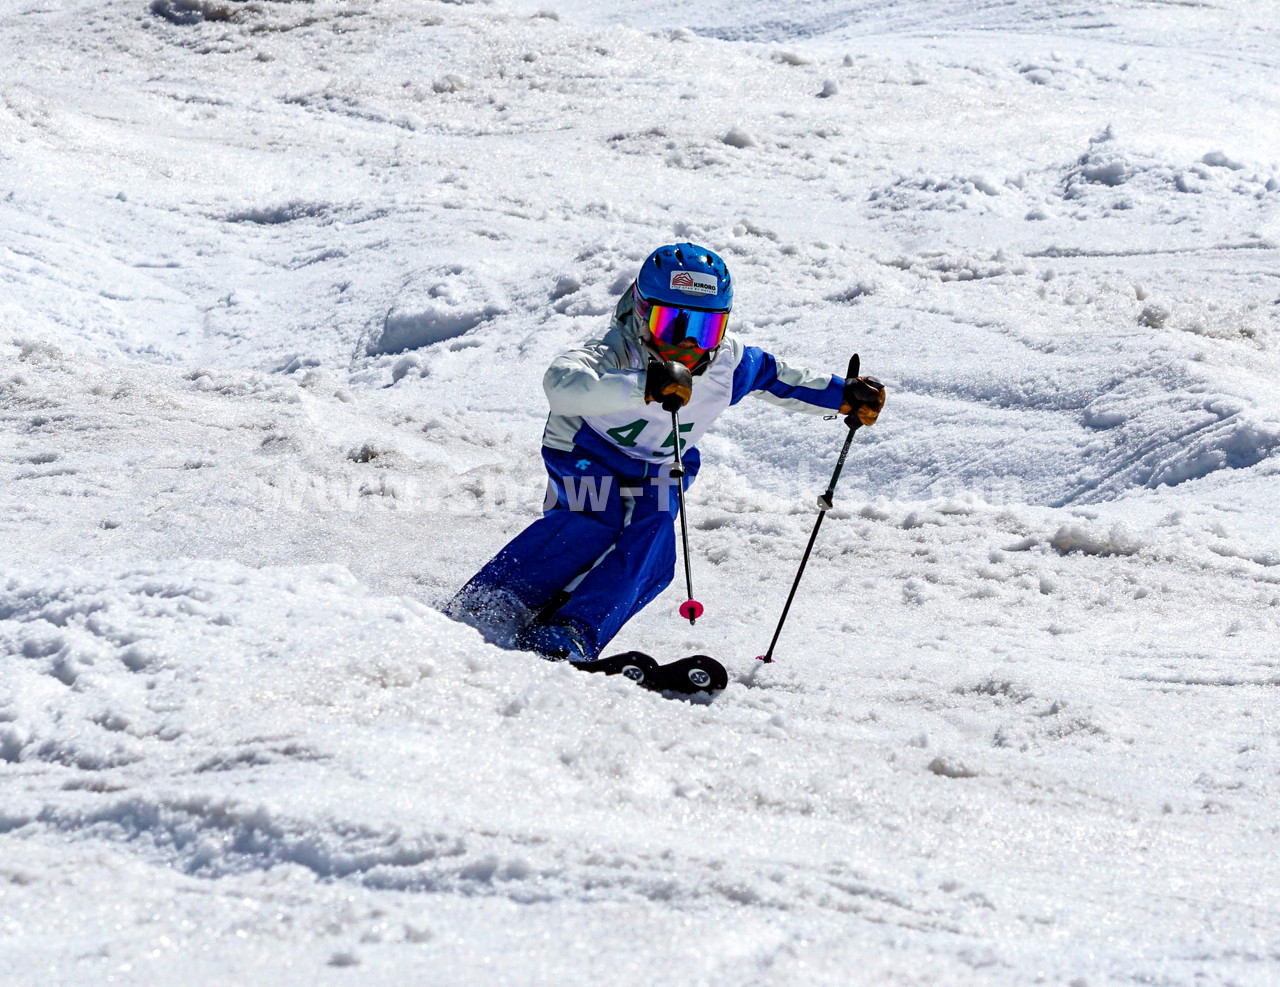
[{"xmin": 840, "ymin": 376, "xmax": 886, "ymax": 426}]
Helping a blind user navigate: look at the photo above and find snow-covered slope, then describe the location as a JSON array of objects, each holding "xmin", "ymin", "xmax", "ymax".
[{"xmin": 2, "ymin": 1, "xmax": 1279, "ymax": 983}]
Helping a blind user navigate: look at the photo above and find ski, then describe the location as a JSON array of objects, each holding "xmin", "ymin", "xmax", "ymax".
[
  {"xmin": 575, "ymin": 651, "xmax": 728, "ymax": 695},
  {"xmin": 653, "ymin": 655, "xmax": 729, "ymax": 694}
]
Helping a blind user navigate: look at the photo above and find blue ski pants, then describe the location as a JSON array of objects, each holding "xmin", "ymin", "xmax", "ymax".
[{"xmin": 449, "ymin": 447, "xmax": 695, "ymax": 658}]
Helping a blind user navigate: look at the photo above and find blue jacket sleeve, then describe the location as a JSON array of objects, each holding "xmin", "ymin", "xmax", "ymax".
[{"xmin": 731, "ymin": 346, "xmax": 845, "ymax": 412}]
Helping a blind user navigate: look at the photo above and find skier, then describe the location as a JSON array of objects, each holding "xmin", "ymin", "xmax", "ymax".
[{"xmin": 447, "ymin": 242, "xmax": 886, "ymax": 665}]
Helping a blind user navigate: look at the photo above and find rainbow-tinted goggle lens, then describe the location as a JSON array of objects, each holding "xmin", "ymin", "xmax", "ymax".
[{"xmin": 642, "ymin": 301, "xmax": 729, "ymax": 350}]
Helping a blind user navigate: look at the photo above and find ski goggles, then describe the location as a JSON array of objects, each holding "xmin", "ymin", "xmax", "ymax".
[{"xmin": 643, "ymin": 302, "xmax": 730, "ymax": 351}]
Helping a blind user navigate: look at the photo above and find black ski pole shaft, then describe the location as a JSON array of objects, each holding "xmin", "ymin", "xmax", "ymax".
[
  {"xmin": 757, "ymin": 354, "xmax": 862, "ymax": 663},
  {"xmin": 668, "ymin": 406, "xmax": 703, "ymax": 625}
]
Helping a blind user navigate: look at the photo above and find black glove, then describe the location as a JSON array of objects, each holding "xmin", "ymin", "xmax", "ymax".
[
  {"xmin": 840, "ymin": 375, "xmax": 886, "ymax": 426},
  {"xmin": 645, "ymin": 360, "xmax": 693, "ymax": 412}
]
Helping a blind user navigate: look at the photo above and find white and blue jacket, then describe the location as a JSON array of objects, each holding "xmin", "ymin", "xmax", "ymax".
[{"xmin": 542, "ymin": 300, "xmax": 845, "ymax": 478}]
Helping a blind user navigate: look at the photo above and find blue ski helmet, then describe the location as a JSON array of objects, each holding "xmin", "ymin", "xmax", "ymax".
[{"xmin": 633, "ymin": 243, "xmax": 732, "ymax": 313}]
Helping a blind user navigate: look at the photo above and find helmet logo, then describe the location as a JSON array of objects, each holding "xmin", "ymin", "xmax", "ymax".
[{"xmin": 670, "ymin": 270, "xmax": 718, "ymax": 296}]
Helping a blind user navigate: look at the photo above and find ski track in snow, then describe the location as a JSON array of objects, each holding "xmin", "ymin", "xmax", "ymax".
[{"xmin": 2, "ymin": 0, "xmax": 1279, "ymax": 984}]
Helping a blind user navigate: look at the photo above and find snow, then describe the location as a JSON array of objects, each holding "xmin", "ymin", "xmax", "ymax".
[{"xmin": 3, "ymin": 0, "xmax": 1280, "ymax": 983}]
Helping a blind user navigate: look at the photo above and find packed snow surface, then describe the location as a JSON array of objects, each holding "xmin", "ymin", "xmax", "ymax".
[{"xmin": 2, "ymin": 0, "xmax": 1279, "ymax": 983}]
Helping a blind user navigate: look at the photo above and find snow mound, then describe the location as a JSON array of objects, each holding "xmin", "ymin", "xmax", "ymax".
[
  {"xmin": 149, "ymin": 0, "xmax": 246, "ymax": 27},
  {"xmin": 1065, "ymin": 360, "xmax": 1280, "ymax": 503},
  {"xmin": 224, "ymin": 201, "xmax": 333, "ymax": 226},
  {"xmin": 1060, "ymin": 127, "xmax": 1274, "ymax": 207},
  {"xmin": 368, "ymin": 267, "xmax": 508, "ymax": 356},
  {"xmin": 884, "ymin": 249, "xmax": 1028, "ymax": 281},
  {"xmin": 1050, "ymin": 520, "xmax": 1145, "ymax": 557},
  {"xmin": 868, "ymin": 173, "xmax": 1006, "ymax": 214},
  {"xmin": 1, "ymin": 561, "xmax": 643, "ymax": 888}
]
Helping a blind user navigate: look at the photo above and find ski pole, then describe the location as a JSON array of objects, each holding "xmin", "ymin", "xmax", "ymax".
[
  {"xmin": 757, "ymin": 354, "xmax": 863, "ymax": 663},
  {"xmin": 667, "ymin": 405, "xmax": 703, "ymax": 625}
]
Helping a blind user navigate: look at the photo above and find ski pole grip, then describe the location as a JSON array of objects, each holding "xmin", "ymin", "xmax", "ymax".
[{"xmin": 843, "ymin": 353, "xmax": 862, "ymax": 431}]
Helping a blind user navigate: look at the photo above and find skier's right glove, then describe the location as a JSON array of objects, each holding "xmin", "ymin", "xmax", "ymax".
[
  {"xmin": 645, "ymin": 360, "xmax": 693, "ymax": 412},
  {"xmin": 840, "ymin": 375, "xmax": 886, "ymax": 426}
]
